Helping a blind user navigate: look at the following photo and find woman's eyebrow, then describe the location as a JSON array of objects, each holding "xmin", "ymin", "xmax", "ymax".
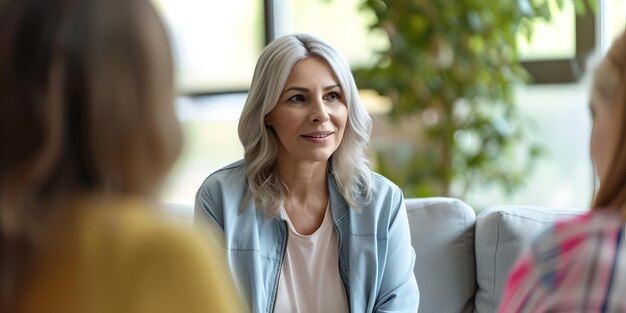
[
  {"xmin": 283, "ymin": 86, "xmax": 309, "ymax": 93},
  {"xmin": 283, "ymin": 84, "xmax": 341, "ymax": 93}
]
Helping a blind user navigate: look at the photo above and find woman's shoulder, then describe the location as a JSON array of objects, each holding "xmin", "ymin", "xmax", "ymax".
[
  {"xmin": 345, "ymin": 171, "xmax": 404, "ymax": 217},
  {"xmin": 81, "ymin": 198, "xmax": 240, "ymax": 297},
  {"xmin": 195, "ymin": 160, "xmax": 250, "ymax": 222},
  {"xmin": 530, "ymin": 210, "xmax": 624, "ymax": 265},
  {"xmin": 369, "ymin": 171, "xmax": 403, "ymax": 196},
  {"xmin": 522, "ymin": 209, "xmax": 625, "ymax": 294},
  {"xmin": 78, "ymin": 197, "xmax": 211, "ymax": 255},
  {"xmin": 549, "ymin": 210, "xmax": 623, "ymax": 240},
  {"xmin": 199, "ymin": 159, "xmax": 247, "ymax": 189},
  {"xmin": 26, "ymin": 196, "xmax": 245, "ymax": 313},
  {"xmin": 367, "ymin": 172, "xmax": 404, "ymax": 209}
]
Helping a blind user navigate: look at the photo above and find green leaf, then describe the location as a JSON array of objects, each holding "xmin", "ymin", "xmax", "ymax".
[{"xmin": 350, "ymin": 0, "xmax": 586, "ymax": 198}]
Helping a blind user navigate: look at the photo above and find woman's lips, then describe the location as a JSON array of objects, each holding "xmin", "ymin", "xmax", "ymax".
[{"xmin": 301, "ymin": 131, "xmax": 334, "ymax": 143}]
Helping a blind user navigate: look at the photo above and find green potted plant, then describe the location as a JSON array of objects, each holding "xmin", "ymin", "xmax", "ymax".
[{"xmin": 354, "ymin": 0, "xmax": 594, "ymax": 198}]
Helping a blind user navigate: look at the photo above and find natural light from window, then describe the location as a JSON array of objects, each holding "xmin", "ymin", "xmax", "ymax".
[{"xmin": 155, "ymin": 0, "xmax": 626, "ymax": 211}]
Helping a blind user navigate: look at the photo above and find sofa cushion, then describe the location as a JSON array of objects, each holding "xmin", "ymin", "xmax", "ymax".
[
  {"xmin": 406, "ymin": 197, "xmax": 476, "ymax": 313},
  {"xmin": 474, "ymin": 205, "xmax": 588, "ymax": 313}
]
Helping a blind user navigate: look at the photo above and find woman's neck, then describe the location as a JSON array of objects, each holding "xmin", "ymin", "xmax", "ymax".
[
  {"xmin": 277, "ymin": 160, "xmax": 327, "ymax": 196},
  {"xmin": 277, "ymin": 160, "xmax": 330, "ymax": 235}
]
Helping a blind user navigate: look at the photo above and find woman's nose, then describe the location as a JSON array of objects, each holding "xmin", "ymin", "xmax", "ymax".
[{"xmin": 310, "ymin": 98, "xmax": 330, "ymax": 124}]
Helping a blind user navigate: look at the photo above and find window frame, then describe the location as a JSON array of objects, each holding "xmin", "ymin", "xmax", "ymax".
[
  {"xmin": 521, "ymin": 7, "xmax": 596, "ymax": 84},
  {"xmin": 186, "ymin": 0, "xmax": 597, "ymax": 97}
]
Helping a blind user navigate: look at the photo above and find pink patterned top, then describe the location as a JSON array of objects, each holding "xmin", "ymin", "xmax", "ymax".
[{"xmin": 498, "ymin": 211, "xmax": 626, "ymax": 313}]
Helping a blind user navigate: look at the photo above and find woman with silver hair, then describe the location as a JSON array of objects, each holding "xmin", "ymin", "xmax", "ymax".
[{"xmin": 195, "ymin": 33, "xmax": 419, "ymax": 313}]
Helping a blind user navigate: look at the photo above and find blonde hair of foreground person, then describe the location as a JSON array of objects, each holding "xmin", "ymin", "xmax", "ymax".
[{"xmin": 0, "ymin": 0, "xmax": 246, "ymax": 312}]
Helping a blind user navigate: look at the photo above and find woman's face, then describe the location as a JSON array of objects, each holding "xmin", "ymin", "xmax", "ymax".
[
  {"xmin": 265, "ymin": 57, "xmax": 348, "ymax": 166},
  {"xmin": 590, "ymin": 95, "xmax": 619, "ymax": 183}
]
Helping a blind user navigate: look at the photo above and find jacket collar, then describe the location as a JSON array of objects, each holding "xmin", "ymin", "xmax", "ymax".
[{"xmin": 328, "ymin": 172, "xmax": 350, "ymax": 224}]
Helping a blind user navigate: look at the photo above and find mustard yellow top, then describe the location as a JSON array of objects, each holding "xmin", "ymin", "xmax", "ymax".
[{"xmin": 18, "ymin": 196, "xmax": 247, "ymax": 313}]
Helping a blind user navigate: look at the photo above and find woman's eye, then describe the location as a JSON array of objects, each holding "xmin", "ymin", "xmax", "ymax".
[
  {"xmin": 326, "ymin": 92, "xmax": 341, "ymax": 101},
  {"xmin": 288, "ymin": 94, "xmax": 305, "ymax": 103}
]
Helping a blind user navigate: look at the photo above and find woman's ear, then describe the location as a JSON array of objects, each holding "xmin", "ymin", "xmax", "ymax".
[{"xmin": 264, "ymin": 116, "xmax": 271, "ymax": 126}]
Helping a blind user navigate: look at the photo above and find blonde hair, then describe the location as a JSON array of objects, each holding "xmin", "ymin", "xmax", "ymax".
[
  {"xmin": 0, "ymin": 0, "xmax": 181, "ymax": 309},
  {"xmin": 238, "ymin": 33, "xmax": 372, "ymax": 216},
  {"xmin": 591, "ymin": 30, "xmax": 626, "ymax": 213}
]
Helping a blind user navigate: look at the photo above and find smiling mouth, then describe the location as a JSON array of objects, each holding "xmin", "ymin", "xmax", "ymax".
[{"xmin": 301, "ymin": 133, "xmax": 334, "ymax": 139}]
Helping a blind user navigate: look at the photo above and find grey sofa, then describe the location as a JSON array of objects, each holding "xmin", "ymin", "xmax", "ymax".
[
  {"xmin": 163, "ymin": 197, "xmax": 588, "ymax": 313},
  {"xmin": 407, "ymin": 197, "xmax": 588, "ymax": 313}
]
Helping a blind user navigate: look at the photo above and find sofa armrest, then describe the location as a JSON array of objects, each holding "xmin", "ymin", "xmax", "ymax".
[{"xmin": 406, "ymin": 197, "xmax": 477, "ymax": 313}]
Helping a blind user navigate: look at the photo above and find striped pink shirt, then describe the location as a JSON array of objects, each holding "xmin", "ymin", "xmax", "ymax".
[{"xmin": 498, "ymin": 211, "xmax": 626, "ymax": 313}]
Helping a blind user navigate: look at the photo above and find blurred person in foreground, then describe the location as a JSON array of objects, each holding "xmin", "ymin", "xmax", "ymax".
[
  {"xmin": 195, "ymin": 33, "xmax": 419, "ymax": 313},
  {"xmin": 0, "ymin": 0, "xmax": 245, "ymax": 312},
  {"xmin": 498, "ymin": 30, "xmax": 626, "ymax": 312}
]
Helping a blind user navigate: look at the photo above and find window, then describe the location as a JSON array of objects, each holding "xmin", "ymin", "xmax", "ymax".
[
  {"xmin": 518, "ymin": 1, "xmax": 596, "ymax": 84},
  {"xmin": 153, "ymin": 0, "xmax": 264, "ymax": 93},
  {"xmin": 157, "ymin": 0, "xmax": 625, "ymax": 207},
  {"xmin": 604, "ymin": 0, "xmax": 626, "ymax": 46},
  {"xmin": 518, "ymin": 2, "xmax": 577, "ymax": 60},
  {"xmin": 272, "ymin": 0, "xmax": 387, "ymax": 68}
]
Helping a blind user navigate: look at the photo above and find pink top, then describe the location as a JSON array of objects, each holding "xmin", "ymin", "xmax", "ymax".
[
  {"xmin": 274, "ymin": 204, "xmax": 349, "ymax": 313},
  {"xmin": 498, "ymin": 211, "xmax": 626, "ymax": 313}
]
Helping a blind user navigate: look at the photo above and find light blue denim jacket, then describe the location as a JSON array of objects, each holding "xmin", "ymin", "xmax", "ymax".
[{"xmin": 195, "ymin": 160, "xmax": 419, "ymax": 313}]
